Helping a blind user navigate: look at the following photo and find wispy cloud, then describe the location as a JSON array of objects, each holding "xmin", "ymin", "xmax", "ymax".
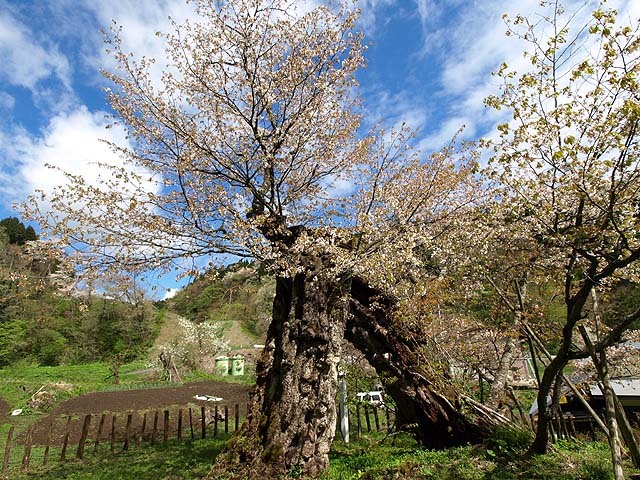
[
  {"xmin": 81, "ymin": 0, "xmax": 196, "ymax": 80},
  {"xmin": 0, "ymin": 106, "xmax": 158, "ymax": 206},
  {"xmin": 0, "ymin": 8, "xmax": 72, "ymax": 92}
]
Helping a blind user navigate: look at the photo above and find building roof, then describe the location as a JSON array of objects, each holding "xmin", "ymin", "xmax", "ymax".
[{"xmin": 589, "ymin": 378, "xmax": 640, "ymax": 398}]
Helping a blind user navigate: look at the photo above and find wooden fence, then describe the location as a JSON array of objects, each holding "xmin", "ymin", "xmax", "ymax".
[
  {"xmin": 2, "ymin": 402, "xmax": 394, "ymax": 474},
  {"xmin": 351, "ymin": 404, "xmax": 395, "ymax": 437},
  {"xmin": 2, "ymin": 402, "xmax": 245, "ymax": 474}
]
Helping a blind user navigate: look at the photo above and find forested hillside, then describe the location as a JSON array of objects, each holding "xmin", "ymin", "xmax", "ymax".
[
  {"xmin": 0, "ymin": 218, "xmax": 163, "ymax": 367},
  {"xmin": 0, "ymin": 217, "xmax": 273, "ymax": 368},
  {"xmin": 169, "ymin": 261, "xmax": 274, "ymax": 345}
]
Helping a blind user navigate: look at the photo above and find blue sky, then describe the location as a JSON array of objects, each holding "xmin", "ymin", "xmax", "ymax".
[{"xmin": 0, "ymin": 0, "xmax": 638, "ymax": 296}]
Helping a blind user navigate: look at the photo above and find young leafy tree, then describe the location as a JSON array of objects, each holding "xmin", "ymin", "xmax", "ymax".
[
  {"xmin": 24, "ymin": 0, "xmax": 484, "ymax": 475},
  {"xmin": 485, "ymin": 2, "xmax": 640, "ymax": 454}
]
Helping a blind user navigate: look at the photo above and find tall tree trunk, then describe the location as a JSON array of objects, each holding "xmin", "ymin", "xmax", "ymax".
[
  {"xmin": 530, "ymin": 351, "xmax": 567, "ymax": 453},
  {"xmin": 213, "ymin": 265, "xmax": 345, "ymax": 478},
  {"xmin": 580, "ymin": 326, "xmax": 625, "ymax": 479},
  {"xmin": 346, "ymin": 277, "xmax": 495, "ymax": 448}
]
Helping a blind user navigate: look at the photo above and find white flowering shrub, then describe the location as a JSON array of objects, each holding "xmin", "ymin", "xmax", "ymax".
[{"xmin": 156, "ymin": 317, "xmax": 228, "ymax": 378}]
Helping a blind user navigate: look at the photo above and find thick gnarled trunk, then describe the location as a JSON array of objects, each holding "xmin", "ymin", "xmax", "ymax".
[
  {"xmin": 347, "ymin": 277, "xmax": 493, "ymax": 448},
  {"xmin": 213, "ymin": 267, "xmax": 345, "ymax": 478}
]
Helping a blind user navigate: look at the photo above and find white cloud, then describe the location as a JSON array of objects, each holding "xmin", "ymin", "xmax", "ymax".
[
  {"xmin": 356, "ymin": 0, "xmax": 398, "ymax": 33},
  {"xmin": 0, "ymin": 92, "xmax": 14, "ymax": 111},
  {"xmin": 0, "ymin": 9, "xmax": 72, "ymax": 91},
  {"xmin": 1, "ymin": 106, "xmax": 158, "ymax": 205},
  {"xmin": 163, "ymin": 287, "xmax": 180, "ymax": 300},
  {"xmin": 417, "ymin": 116, "xmax": 475, "ymax": 153},
  {"xmin": 82, "ymin": 0, "xmax": 196, "ymax": 80}
]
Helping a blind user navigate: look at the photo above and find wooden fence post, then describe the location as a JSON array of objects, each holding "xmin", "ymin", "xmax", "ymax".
[
  {"xmin": 94, "ymin": 413, "xmax": 106, "ymax": 455},
  {"xmin": 43, "ymin": 421, "xmax": 52, "ymax": 465},
  {"xmin": 214, "ymin": 405, "xmax": 219, "ymax": 437},
  {"xmin": 201, "ymin": 406, "xmax": 206, "ymax": 439},
  {"xmin": 76, "ymin": 414, "xmax": 92, "ymax": 458},
  {"xmin": 21, "ymin": 424, "xmax": 33, "ymax": 471},
  {"xmin": 3, "ymin": 426, "xmax": 14, "ymax": 474},
  {"xmin": 151, "ymin": 411, "xmax": 159, "ymax": 446},
  {"xmin": 163, "ymin": 410, "xmax": 170, "ymax": 444},
  {"xmin": 60, "ymin": 415, "xmax": 72, "ymax": 460},
  {"xmin": 123, "ymin": 414, "xmax": 133, "ymax": 451},
  {"xmin": 189, "ymin": 408, "xmax": 194, "ymax": 440},
  {"xmin": 235, "ymin": 404, "xmax": 239, "ymax": 431},
  {"xmin": 139, "ymin": 413, "xmax": 147, "ymax": 446},
  {"xmin": 224, "ymin": 405, "xmax": 229, "ymax": 434},
  {"xmin": 364, "ymin": 405, "xmax": 371, "ymax": 432},
  {"xmin": 110, "ymin": 415, "xmax": 117, "ymax": 453},
  {"xmin": 177, "ymin": 409, "xmax": 183, "ymax": 440},
  {"xmin": 373, "ymin": 408, "xmax": 380, "ymax": 431},
  {"xmin": 356, "ymin": 404, "xmax": 361, "ymax": 437}
]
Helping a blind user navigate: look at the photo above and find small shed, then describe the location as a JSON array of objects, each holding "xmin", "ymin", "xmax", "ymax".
[{"xmin": 589, "ymin": 378, "xmax": 640, "ymax": 421}]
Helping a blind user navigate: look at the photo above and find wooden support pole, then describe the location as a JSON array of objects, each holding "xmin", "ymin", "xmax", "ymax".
[
  {"xmin": 138, "ymin": 413, "xmax": 147, "ymax": 446},
  {"xmin": 356, "ymin": 404, "xmax": 361, "ymax": 437},
  {"xmin": 613, "ymin": 394, "xmax": 640, "ymax": 468},
  {"xmin": 61, "ymin": 415, "xmax": 72, "ymax": 460},
  {"xmin": 373, "ymin": 407, "xmax": 380, "ymax": 431},
  {"xmin": 214, "ymin": 405, "xmax": 219, "ymax": 437},
  {"xmin": 76, "ymin": 414, "xmax": 92, "ymax": 458},
  {"xmin": 177, "ymin": 409, "xmax": 183, "ymax": 440},
  {"xmin": 364, "ymin": 404, "xmax": 371, "ymax": 432},
  {"xmin": 579, "ymin": 324, "xmax": 625, "ymax": 480},
  {"xmin": 94, "ymin": 413, "xmax": 106, "ymax": 455}
]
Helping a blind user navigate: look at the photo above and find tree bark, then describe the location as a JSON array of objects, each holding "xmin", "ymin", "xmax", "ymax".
[
  {"xmin": 213, "ymin": 263, "xmax": 345, "ymax": 478},
  {"xmin": 346, "ymin": 277, "xmax": 494, "ymax": 448},
  {"xmin": 580, "ymin": 326, "xmax": 625, "ymax": 480},
  {"xmin": 485, "ymin": 336, "xmax": 518, "ymax": 411}
]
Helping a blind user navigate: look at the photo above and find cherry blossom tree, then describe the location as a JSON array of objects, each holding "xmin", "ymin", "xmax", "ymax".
[
  {"xmin": 484, "ymin": 1, "xmax": 640, "ymax": 459},
  {"xmin": 24, "ymin": 0, "xmax": 486, "ymax": 476}
]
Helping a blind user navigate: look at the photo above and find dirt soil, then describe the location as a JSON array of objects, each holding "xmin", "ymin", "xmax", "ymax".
[{"xmin": 28, "ymin": 380, "xmax": 251, "ymax": 446}]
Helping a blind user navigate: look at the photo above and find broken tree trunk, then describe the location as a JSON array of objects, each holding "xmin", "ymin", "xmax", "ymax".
[
  {"xmin": 213, "ymin": 261, "xmax": 346, "ymax": 478},
  {"xmin": 346, "ymin": 277, "xmax": 500, "ymax": 448}
]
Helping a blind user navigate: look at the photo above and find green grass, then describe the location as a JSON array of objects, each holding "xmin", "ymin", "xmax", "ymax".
[
  {"xmin": 4, "ymin": 436, "xmax": 228, "ymax": 480},
  {"xmin": 0, "ymin": 433, "xmax": 623, "ymax": 480},
  {"xmin": 0, "ymin": 360, "xmax": 164, "ymax": 409},
  {"xmin": 1, "ymin": 363, "xmax": 637, "ymax": 480},
  {"xmin": 0, "ymin": 359, "xmax": 172, "ymax": 434},
  {"xmin": 323, "ymin": 431, "xmax": 637, "ymax": 480},
  {"xmin": 1, "ymin": 424, "xmax": 636, "ymax": 480}
]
